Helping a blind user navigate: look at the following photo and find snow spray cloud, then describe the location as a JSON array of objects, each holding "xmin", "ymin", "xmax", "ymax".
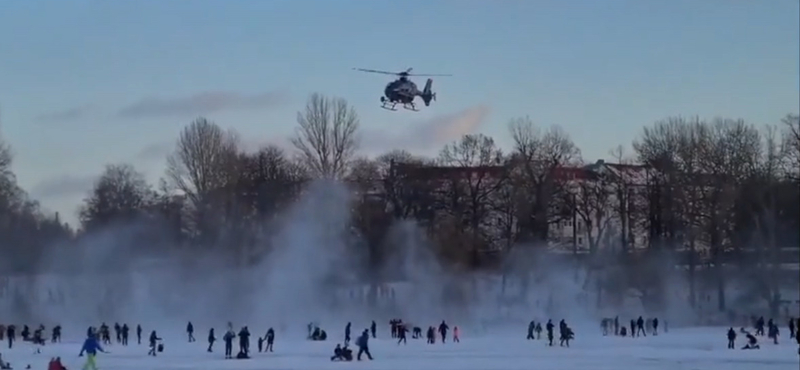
[
  {"xmin": 492, "ymin": 244, "xmax": 707, "ymax": 330},
  {"xmin": 385, "ymin": 220, "xmax": 448, "ymax": 323},
  {"xmin": 255, "ymin": 179, "xmax": 355, "ymax": 330},
  {"xmin": 16, "ymin": 180, "xmax": 358, "ymax": 333}
]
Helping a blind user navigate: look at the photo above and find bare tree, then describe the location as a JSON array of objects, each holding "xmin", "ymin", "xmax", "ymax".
[
  {"xmin": 376, "ymin": 150, "xmax": 437, "ymax": 221},
  {"xmin": 0, "ymin": 126, "xmax": 71, "ymax": 275},
  {"xmin": 165, "ymin": 117, "xmax": 240, "ymax": 241},
  {"xmin": 347, "ymin": 157, "xmax": 393, "ymax": 306},
  {"xmin": 347, "ymin": 156, "xmax": 380, "ymax": 195},
  {"xmin": 79, "ymin": 163, "xmax": 154, "ymax": 232},
  {"xmin": 438, "ymin": 134, "xmax": 506, "ymax": 264},
  {"xmin": 781, "ymin": 114, "xmax": 799, "ymax": 182},
  {"xmin": 291, "ymin": 93, "xmax": 360, "ymax": 180},
  {"xmin": 607, "ymin": 146, "xmax": 648, "ymax": 252},
  {"xmin": 238, "ymin": 145, "xmax": 308, "ymax": 219},
  {"xmin": 633, "ymin": 117, "xmax": 706, "ymax": 306},
  {"xmin": 509, "ymin": 117, "xmax": 580, "ymax": 243},
  {"xmin": 166, "ymin": 117, "xmax": 240, "ymax": 201},
  {"xmin": 565, "ymin": 169, "xmax": 613, "ymax": 254},
  {"xmin": 696, "ymin": 118, "xmax": 762, "ymax": 311},
  {"xmin": 732, "ymin": 123, "xmax": 796, "ymax": 317}
]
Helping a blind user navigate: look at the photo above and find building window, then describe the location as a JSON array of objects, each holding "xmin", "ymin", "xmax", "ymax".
[{"xmin": 578, "ymin": 237, "xmax": 583, "ymax": 245}]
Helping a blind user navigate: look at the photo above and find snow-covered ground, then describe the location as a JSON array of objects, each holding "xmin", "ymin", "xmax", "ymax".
[{"xmin": 1, "ymin": 327, "xmax": 797, "ymax": 370}]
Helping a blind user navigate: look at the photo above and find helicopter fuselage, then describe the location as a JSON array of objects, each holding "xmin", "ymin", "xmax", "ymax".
[{"xmin": 384, "ymin": 78, "xmax": 419, "ymax": 104}]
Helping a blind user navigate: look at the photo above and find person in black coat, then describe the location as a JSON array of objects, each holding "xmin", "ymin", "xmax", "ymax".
[
  {"xmin": 527, "ymin": 321, "xmax": 535, "ymax": 340},
  {"xmin": 438, "ymin": 321, "xmax": 449, "ymax": 344},
  {"xmin": 120, "ymin": 324, "xmax": 128, "ymax": 345},
  {"xmin": 727, "ymin": 327, "xmax": 736, "ymax": 349},
  {"xmin": 265, "ymin": 328, "xmax": 275, "ymax": 352},
  {"xmin": 207, "ymin": 328, "xmax": 216, "ymax": 352},
  {"xmin": 636, "ymin": 316, "xmax": 646, "ymax": 337},
  {"xmin": 397, "ymin": 324, "xmax": 407, "ymax": 345},
  {"xmin": 238, "ymin": 327, "xmax": 251, "ymax": 356},
  {"xmin": 186, "ymin": 322, "xmax": 195, "ymax": 343},
  {"xmin": 356, "ymin": 330, "xmax": 373, "ymax": 360},
  {"xmin": 223, "ymin": 329, "xmax": 234, "ymax": 359},
  {"xmin": 148, "ymin": 331, "xmax": 162, "ymax": 356}
]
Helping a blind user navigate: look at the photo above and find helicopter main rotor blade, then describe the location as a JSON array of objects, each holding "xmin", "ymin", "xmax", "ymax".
[
  {"xmin": 353, "ymin": 68, "xmax": 399, "ymax": 75},
  {"xmin": 405, "ymin": 73, "xmax": 453, "ymax": 77}
]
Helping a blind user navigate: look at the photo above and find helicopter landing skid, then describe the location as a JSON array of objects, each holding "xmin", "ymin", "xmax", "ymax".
[
  {"xmin": 402, "ymin": 103, "xmax": 418, "ymax": 112},
  {"xmin": 380, "ymin": 103, "xmax": 398, "ymax": 111}
]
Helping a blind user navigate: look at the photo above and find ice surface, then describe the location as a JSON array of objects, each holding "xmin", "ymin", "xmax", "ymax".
[{"xmin": 1, "ymin": 327, "xmax": 797, "ymax": 370}]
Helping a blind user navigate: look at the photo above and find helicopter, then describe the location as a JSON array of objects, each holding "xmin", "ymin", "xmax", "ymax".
[{"xmin": 353, "ymin": 67, "xmax": 452, "ymax": 111}]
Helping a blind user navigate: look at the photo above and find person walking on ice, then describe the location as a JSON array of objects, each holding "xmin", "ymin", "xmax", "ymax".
[{"xmin": 79, "ymin": 332, "xmax": 107, "ymax": 370}]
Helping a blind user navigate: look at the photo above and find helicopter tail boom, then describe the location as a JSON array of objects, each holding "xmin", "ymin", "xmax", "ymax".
[{"xmin": 421, "ymin": 78, "xmax": 434, "ymax": 106}]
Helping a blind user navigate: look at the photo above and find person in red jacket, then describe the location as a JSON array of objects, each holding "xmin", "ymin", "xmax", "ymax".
[
  {"xmin": 453, "ymin": 327, "xmax": 460, "ymax": 343},
  {"xmin": 48, "ymin": 357, "xmax": 67, "ymax": 370}
]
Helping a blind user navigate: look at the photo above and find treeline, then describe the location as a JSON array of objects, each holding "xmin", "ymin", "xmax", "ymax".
[{"xmin": 0, "ymin": 94, "xmax": 797, "ymax": 314}]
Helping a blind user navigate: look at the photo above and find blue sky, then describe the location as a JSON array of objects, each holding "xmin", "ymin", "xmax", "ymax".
[{"xmin": 1, "ymin": 0, "xmax": 798, "ymax": 226}]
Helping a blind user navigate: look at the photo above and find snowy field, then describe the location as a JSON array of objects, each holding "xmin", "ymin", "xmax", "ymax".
[{"xmin": 2, "ymin": 327, "xmax": 798, "ymax": 370}]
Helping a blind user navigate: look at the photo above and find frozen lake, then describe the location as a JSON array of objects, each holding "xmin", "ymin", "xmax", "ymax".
[{"xmin": 1, "ymin": 326, "xmax": 797, "ymax": 370}]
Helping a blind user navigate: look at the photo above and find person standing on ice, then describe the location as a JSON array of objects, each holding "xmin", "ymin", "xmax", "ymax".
[
  {"xmin": 120, "ymin": 324, "xmax": 128, "ymax": 345},
  {"xmin": 727, "ymin": 327, "xmax": 736, "ymax": 349},
  {"xmin": 789, "ymin": 317, "xmax": 795, "ymax": 339},
  {"xmin": 636, "ymin": 316, "xmax": 646, "ymax": 337},
  {"xmin": 207, "ymin": 328, "xmax": 216, "ymax": 352},
  {"xmin": 136, "ymin": 324, "xmax": 142, "ymax": 345},
  {"xmin": 344, "ymin": 322, "xmax": 352, "ymax": 345},
  {"xmin": 545, "ymin": 320, "xmax": 554, "ymax": 346},
  {"xmin": 426, "ymin": 326, "xmax": 435, "ymax": 344},
  {"xmin": 187, "ymin": 322, "xmax": 195, "ymax": 342},
  {"xmin": 52, "ymin": 325, "xmax": 62, "ymax": 343},
  {"xmin": 397, "ymin": 323, "xmax": 407, "ymax": 345},
  {"xmin": 356, "ymin": 329, "xmax": 373, "ymax": 361},
  {"xmin": 238, "ymin": 326, "xmax": 251, "ymax": 355},
  {"xmin": 768, "ymin": 322, "xmax": 779, "ymax": 344},
  {"xmin": 5, "ymin": 325, "xmax": 14, "ymax": 349},
  {"xmin": 79, "ymin": 331, "xmax": 106, "ymax": 370},
  {"xmin": 370, "ymin": 321, "xmax": 376, "ymax": 339},
  {"xmin": 527, "ymin": 321, "xmax": 535, "ymax": 340},
  {"xmin": 438, "ymin": 321, "xmax": 449, "ymax": 343},
  {"xmin": 453, "ymin": 326, "xmax": 460, "ymax": 343},
  {"xmin": 114, "ymin": 323, "xmax": 121, "ymax": 343},
  {"xmin": 265, "ymin": 328, "xmax": 275, "ymax": 352},
  {"xmin": 629, "ymin": 319, "xmax": 636, "ymax": 338},
  {"xmin": 755, "ymin": 317, "xmax": 765, "ymax": 336},
  {"xmin": 147, "ymin": 330, "xmax": 162, "ymax": 356},
  {"xmin": 223, "ymin": 328, "xmax": 235, "ymax": 359}
]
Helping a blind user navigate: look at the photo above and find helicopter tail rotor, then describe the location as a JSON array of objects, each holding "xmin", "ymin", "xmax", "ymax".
[{"xmin": 421, "ymin": 78, "xmax": 434, "ymax": 107}]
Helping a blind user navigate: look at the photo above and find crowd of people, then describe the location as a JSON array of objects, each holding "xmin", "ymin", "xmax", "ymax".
[{"xmin": 0, "ymin": 313, "xmax": 796, "ymax": 369}]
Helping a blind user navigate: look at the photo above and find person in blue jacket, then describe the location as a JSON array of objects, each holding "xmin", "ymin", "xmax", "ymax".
[{"xmin": 79, "ymin": 333, "xmax": 106, "ymax": 370}]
